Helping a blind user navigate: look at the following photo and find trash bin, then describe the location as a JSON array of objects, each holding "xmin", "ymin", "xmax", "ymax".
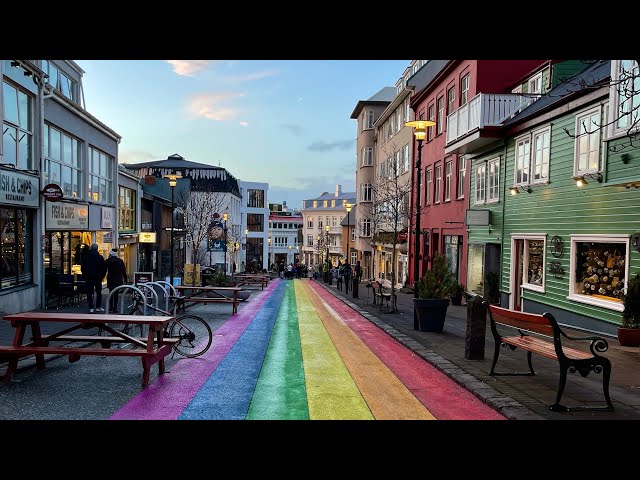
[
  {"xmin": 465, "ymin": 293, "xmax": 487, "ymax": 360},
  {"xmin": 352, "ymin": 277, "xmax": 359, "ymax": 298},
  {"xmin": 201, "ymin": 267, "xmax": 216, "ymax": 287}
]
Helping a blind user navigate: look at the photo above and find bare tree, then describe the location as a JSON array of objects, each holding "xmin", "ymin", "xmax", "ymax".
[
  {"xmin": 176, "ymin": 189, "xmax": 230, "ymax": 286},
  {"xmin": 370, "ymin": 141, "xmax": 412, "ymax": 313}
]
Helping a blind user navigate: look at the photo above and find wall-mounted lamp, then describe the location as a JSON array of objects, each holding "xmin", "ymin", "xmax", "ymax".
[
  {"xmin": 632, "ymin": 232, "xmax": 640, "ymax": 252},
  {"xmin": 509, "ymin": 185, "xmax": 532, "ymax": 195},
  {"xmin": 621, "ymin": 154, "xmax": 631, "ymax": 164},
  {"xmin": 573, "ymin": 172, "xmax": 603, "ymax": 187}
]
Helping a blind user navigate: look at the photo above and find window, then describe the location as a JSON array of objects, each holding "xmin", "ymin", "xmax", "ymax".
[
  {"xmin": 458, "ymin": 156, "xmax": 466, "ymax": 199},
  {"xmin": 307, "ymin": 235, "xmax": 314, "ymax": 247},
  {"xmin": 0, "ymin": 208, "xmax": 33, "ymax": 289},
  {"xmin": 447, "ymin": 86, "xmax": 455, "ymax": 115},
  {"xmin": 427, "ymin": 104, "xmax": 435, "ymax": 141},
  {"xmin": 2, "ymin": 81, "xmax": 34, "ymax": 170},
  {"xmin": 435, "ymin": 164, "xmax": 442, "ymax": 203},
  {"xmin": 528, "ymin": 72, "xmax": 542, "ymax": 95},
  {"xmin": 531, "ymin": 126, "xmax": 550, "ymax": 183},
  {"xmin": 402, "ymin": 144, "xmax": 410, "ymax": 173},
  {"xmin": 522, "ymin": 238, "xmax": 545, "ymax": 291},
  {"xmin": 426, "ymin": 169, "xmax": 432, "ymax": 205},
  {"xmin": 361, "ymin": 183, "xmax": 372, "ymax": 202},
  {"xmin": 405, "ymin": 98, "xmax": 411, "ymax": 123},
  {"xmin": 460, "ymin": 74, "xmax": 470, "ymax": 106},
  {"xmin": 361, "ymin": 219, "xmax": 371, "ymax": 237},
  {"xmin": 437, "ymin": 96, "xmax": 444, "ymax": 135},
  {"xmin": 396, "ymin": 108, "xmax": 402, "ymax": 133},
  {"xmin": 88, "ymin": 146, "xmax": 114, "ymax": 204},
  {"xmin": 318, "ymin": 218, "xmax": 323, "ymax": 229},
  {"xmin": 313, "ymin": 201, "xmax": 317, "ymax": 208},
  {"xmin": 514, "ymin": 135, "xmax": 531, "ymax": 186},
  {"xmin": 42, "ymin": 60, "xmax": 78, "ymax": 103},
  {"xmin": 307, "ymin": 217, "xmax": 314, "ymax": 228},
  {"xmin": 363, "ymin": 110, "xmax": 374, "ymax": 130},
  {"xmin": 610, "ymin": 60, "xmax": 639, "ymax": 135},
  {"xmin": 574, "ymin": 107, "xmax": 601, "ymax": 175},
  {"xmin": 118, "ymin": 187, "xmax": 136, "ymax": 231},
  {"xmin": 247, "ymin": 189, "xmax": 265, "ymax": 208},
  {"xmin": 569, "ymin": 235, "xmax": 629, "ymax": 312},
  {"xmin": 331, "ymin": 200, "xmax": 335, "ymax": 207},
  {"xmin": 332, "ymin": 216, "xmax": 337, "ymax": 227},
  {"xmin": 351, "ymin": 251, "xmax": 357, "ymax": 265},
  {"xmin": 487, "ymin": 157, "xmax": 500, "ymax": 202},
  {"xmin": 361, "ymin": 147, "xmax": 373, "ymax": 166},
  {"xmin": 394, "ymin": 150, "xmax": 401, "ymax": 176},
  {"xmin": 44, "ymin": 125, "xmax": 81, "ymax": 199},
  {"xmin": 351, "ymin": 227, "xmax": 355, "ymax": 242},
  {"xmin": 323, "ymin": 200, "xmax": 328, "ymax": 207},
  {"xmin": 444, "ymin": 160, "xmax": 452, "ymax": 201},
  {"xmin": 247, "ymin": 213, "xmax": 264, "ymax": 232},
  {"xmin": 387, "ymin": 157, "xmax": 393, "ymax": 179},
  {"xmin": 475, "ymin": 163, "xmax": 486, "ymax": 204},
  {"xmin": 380, "ymin": 159, "xmax": 386, "ymax": 178}
]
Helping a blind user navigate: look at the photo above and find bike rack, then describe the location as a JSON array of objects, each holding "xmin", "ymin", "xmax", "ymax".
[
  {"xmin": 143, "ymin": 281, "xmax": 177, "ymax": 313},
  {"xmin": 105, "ymin": 284, "xmax": 157, "ymax": 316}
]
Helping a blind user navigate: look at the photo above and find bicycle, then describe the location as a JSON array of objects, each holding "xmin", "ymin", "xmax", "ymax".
[{"xmin": 117, "ymin": 288, "xmax": 213, "ymax": 358}]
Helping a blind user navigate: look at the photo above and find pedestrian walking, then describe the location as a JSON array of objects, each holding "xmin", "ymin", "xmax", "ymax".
[
  {"xmin": 106, "ymin": 248, "xmax": 128, "ymax": 312},
  {"xmin": 81, "ymin": 243, "xmax": 107, "ymax": 313}
]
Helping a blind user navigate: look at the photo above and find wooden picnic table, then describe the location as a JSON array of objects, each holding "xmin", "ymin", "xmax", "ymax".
[
  {"xmin": 0, "ymin": 312, "xmax": 175, "ymax": 387},
  {"xmin": 231, "ymin": 274, "xmax": 269, "ymax": 290},
  {"xmin": 174, "ymin": 285, "xmax": 243, "ymax": 314}
]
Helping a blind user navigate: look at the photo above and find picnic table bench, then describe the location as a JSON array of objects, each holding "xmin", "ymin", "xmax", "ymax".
[
  {"xmin": 487, "ymin": 304, "xmax": 614, "ymax": 412},
  {"xmin": 174, "ymin": 286, "xmax": 242, "ymax": 314},
  {"xmin": 232, "ymin": 274, "xmax": 269, "ymax": 290},
  {"xmin": 0, "ymin": 312, "xmax": 174, "ymax": 387}
]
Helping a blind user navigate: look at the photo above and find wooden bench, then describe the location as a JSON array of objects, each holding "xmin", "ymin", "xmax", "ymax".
[
  {"xmin": 371, "ymin": 281, "xmax": 395, "ymax": 311},
  {"xmin": 39, "ymin": 335, "xmax": 180, "ymax": 348},
  {"xmin": 487, "ymin": 304, "xmax": 614, "ymax": 412},
  {"xmin": 175, "ymin": 286, "xmax": 242, "ymax": 314}
]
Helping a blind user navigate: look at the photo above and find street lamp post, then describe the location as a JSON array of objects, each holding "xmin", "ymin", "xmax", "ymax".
[
  {"xmin": 345, "ymin": 203, "xmax": 352, "ymax": 293},
  {"xmin": 244, "ymin": 228, "xmax": 248, "ymax": 272},
  {"xmin": 288, "ymin": 244, "xmax": 292, "ymax": 265},
  {"xmin": 268, "ymin": 237, "xmax": 271, "ymax": 270},
  {"xmin": 223, "ymin": 213, "xmax": 228, "ymax": 278},
  {"xmin": 325, "ymin": 225, "xmax": 331, "ymax": 285},
  {"xmin": 406, "ymin": 119, "xmax": 435, "ymax": 330},
  {"xmin": 163, "ymin": 173, "xmax": 182, "ymax": 287}
]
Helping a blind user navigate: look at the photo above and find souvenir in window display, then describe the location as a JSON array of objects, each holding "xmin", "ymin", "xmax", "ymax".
[
  {"xmin": 527, "ymin": 240, "xmax": 544, "ymax": 285},
  {"xmin": 575, "ymin": 242, "xmax": 625, "ymax": 301}
]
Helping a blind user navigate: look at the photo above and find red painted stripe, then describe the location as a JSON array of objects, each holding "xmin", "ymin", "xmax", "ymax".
[{"xmin": 309, "ymin": 282, "xmax": 505, "ymax": 420}]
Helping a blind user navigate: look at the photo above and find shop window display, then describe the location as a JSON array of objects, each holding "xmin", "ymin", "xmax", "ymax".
[{"xmin": 575, "ymin": 241, "xmax": 626, "ymax": 302}]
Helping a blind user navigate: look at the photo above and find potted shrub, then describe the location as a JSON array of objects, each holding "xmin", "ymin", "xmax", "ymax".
[
  {"xmin": 413, "ymin": 253, "xmax": 455, "ymax": 333},
  {"xmin": 619, "ymin": 273, "xmax": 640, "ymax": 347},
  {"xmin": 450, "ymin": 282, "xmax": 465, "ymax": 306}
]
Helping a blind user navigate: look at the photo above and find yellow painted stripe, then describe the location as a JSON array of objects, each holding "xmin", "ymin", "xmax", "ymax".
[
  {"xmin": 295, "ymin": 280, "xmax": 373, "ymax": 420},
  {"xmin": 303, "ymin": 281, "xmax": 436, "ymax": 420}
]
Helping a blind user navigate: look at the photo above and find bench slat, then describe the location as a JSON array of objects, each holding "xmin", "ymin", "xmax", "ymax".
[
  {"xmin": 1, "ymin": 346, "xmax": 161, "ymax": 357},
  {"xmin": 38, "ymin": 335, "xmax": 180, "ymax": 345},
  {"xmin": 490, "ymin": 306, "xmax": 553, "ymax": 336}
]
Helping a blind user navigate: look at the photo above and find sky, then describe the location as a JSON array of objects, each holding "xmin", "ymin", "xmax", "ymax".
[{"xmin": 77, "ymin": 60, "xmax": 410, "ymax": 210}]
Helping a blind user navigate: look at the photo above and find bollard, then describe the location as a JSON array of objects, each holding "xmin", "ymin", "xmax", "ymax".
[
  {"xmin": 465, "ymin": 294, "xmax": 487, "ymax": 360},
  {"xmin": 352, "ymin": 277, "xmax": 359, "ymax": 298}
]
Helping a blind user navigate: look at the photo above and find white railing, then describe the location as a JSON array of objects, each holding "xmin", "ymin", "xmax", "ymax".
[{"xmin": 446, "ymin": 93, "xmax": 532, "ymax": 144}]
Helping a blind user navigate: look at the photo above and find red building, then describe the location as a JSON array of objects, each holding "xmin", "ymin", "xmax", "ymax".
[{"xmin": 408, "ymin": 60, "xmax": 547, "ymax": 286}]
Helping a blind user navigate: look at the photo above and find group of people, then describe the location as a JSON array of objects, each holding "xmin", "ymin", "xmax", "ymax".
[
  {"xmin": 276, "ymin": 262, "xmax": 307, "ymax": 279},
  {"xmin": 79, "ymin": 244, "xmax": 128, "ymax": 313}
]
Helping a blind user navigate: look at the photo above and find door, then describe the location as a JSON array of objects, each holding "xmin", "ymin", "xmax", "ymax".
[{"xmin": 512, "ymin": 239, "xmax": 524, "ymax": 311}]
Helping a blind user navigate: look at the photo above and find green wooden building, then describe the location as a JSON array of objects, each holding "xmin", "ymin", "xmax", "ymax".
[{"xmin": 463, "ymin": 60, "xmax": 640, "ymax": 336}]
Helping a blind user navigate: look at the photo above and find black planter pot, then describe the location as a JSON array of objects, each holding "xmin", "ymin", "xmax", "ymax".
[
  {"xmin": 413, "ymin": 298, "xmax": 449, "ymax": 333},
  {"xmin": 451, "ymin": 294, "xmax": 462, "ymax": 306}
]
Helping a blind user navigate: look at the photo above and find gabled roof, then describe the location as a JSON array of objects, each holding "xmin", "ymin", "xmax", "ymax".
[
  {"xmin": 350, "ymin": 87, "xmax": 397, "ymax": 118},
  {"xmin": 503, "ymin": 60, "xmax": 611, "ymax": 127}
]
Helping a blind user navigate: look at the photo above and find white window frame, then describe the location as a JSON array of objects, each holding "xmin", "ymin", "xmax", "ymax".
[
  {"xmin": 434, "ymin": 164, "xmax": 442, "ymax": 204},
  {"xmin": 447, "ymin": 86, "xmax": 455, "ymax": 116},
  {"xmin": 509, "ymin": 234, "xmax": 547, "ymax": 302},
  {"xmin": 361, "ymin": 183, "xmax": 372, "ymax": 202},
  {"xmin": 444, "ymin": 160, "xmax": 452, "ymax": 201},
  {"xmin": 350, "ymin": 227, "xmax": 355, "ymax": 242},
  {"xmin": 88, "ymin": 146, "xmax": 114, "ymax": 205},
  {"xmin": 363, "ymin": 110, "xmax": 374, "ymax": 131},
  {"xmin": 427, "ymin": 104, "xmax": 435, "ymax": 141},
  {"xmin": 460, "ymin": 74, "xmax": 470, "ymax": 106},
  {"xmin": 437, "ymin": 96, "xmax": 444, "ymax": 135},
  {"xmin": 474, "ymin": 163, "xmax": 486, "ymax": 205},
  {"xmin": 531, "ymin": 125, "xmax": 551, "ymax": 184},
  {"xmin": 361, "ymin": 147, "xmax": 373, "ymax": 167},
  {"xmin": 567, "ymin": 234, "xmax": 630, "ymax": 312},
  {"xmin": 574, "ymin": 105, "xmax": 602, "ymax": 176},
  {"xmin": 350, "ymin": 251, "xmax": 357, "ymax": 265},
  {"xmin": 528, "ymin": 72, "xmax": 543, "ymax": 95},
  {"xmin": 361, "ymin": 219, "xmax": 371, "ymax": 237},
  {"xmin": 426, "ymin": 169, "xmax": 432, "ymax": 205},
  {"xmin": 457, "ymin": 156, "xmax": 466, "ymax": 199},
  {"xmin": 609, "ymin": 60, "xmax": 639, "ymax": 139},
  {"xmin": 396, "ymin": 108, "xmax": 402, "ymax": 134},
  {"xmin": 487, "ymin": 157, "xmax": 500, "ymax": 203},
  {"xmin": 2, "ymin": 80, "xmax": 35, "ymax": 170},
  {"xmin": 394, "ymin": 150, "xmax": 401, "ymax": 176},
  {"xmin": 308, "ymin": 217, "xmax": 314, "ymax": 228},
  {"xmin": 402, "ymin": 143, "xmax": 410, "ymax": 173},
  {"xmin": 405, "ymin": 98, "xmax": 411, "ymax": 123},
  {"xmin": 307, "ymin": 235, "xmax": 314, "ymax": 247},
  {"xmin": 514, "ymin": 133, "xmax": 531, "ymax": 187}
]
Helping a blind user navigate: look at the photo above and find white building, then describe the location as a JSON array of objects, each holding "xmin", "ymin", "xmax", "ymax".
[
  {"xmin": 268, "ymin": 201, "xmax": 303, "ymax": 268},
  {"xmin": 239, "ymin": 180, "xmax": 269, "ymax": 273}
]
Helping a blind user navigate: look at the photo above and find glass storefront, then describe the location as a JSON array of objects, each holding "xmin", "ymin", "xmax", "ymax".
[
  {"xmin": 444, "ymin": 235, "xmax": 463, "ymax": 282},
  {"xmin": 0, "ymin": 207, "xmax": 33, "ymax": 289},
  {"xmin": 467, "ymin": 244, "xmax": 485, "ymax": 296},
  {"xmin": 45, "ymin": 231, "xmax": 92, "ymax": 274}
]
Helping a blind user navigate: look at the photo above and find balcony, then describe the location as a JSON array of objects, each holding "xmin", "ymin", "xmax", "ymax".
[{"xmin": 445, "ymin": 93, "xmax": 532, "ymax": 154}]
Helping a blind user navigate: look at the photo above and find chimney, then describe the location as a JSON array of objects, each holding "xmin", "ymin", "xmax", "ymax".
[
  {"xmin": 335, "ymin": 184, "xmax": 342, "ymax": 197},
  {"xmin": 283, "ymin": 200, "xmax": 287, "ymax": 211}
]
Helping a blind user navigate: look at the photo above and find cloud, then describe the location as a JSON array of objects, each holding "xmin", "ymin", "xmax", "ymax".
[
  {"xmin": 187, "ymin": 92, "xmax": 245, "ymax": 121},
  {"xmin": 280, "ymin": 123, "xmax": 304, "ymax": 136},
  {"xmin": 118, "ymin": 150, "xmax": 156, "ymax": 164},
  {"xmin": 226, "ymin": 70, "xmax": 277, "ymax": 83},
  {"xmin": 166, "ymin": 60, "xmax": 217, "ymax": 76},
  {"xmin": 239, "ymin": 121, "xmax": 249, "ymax": 127},
  {"xmin": 307, "ymin": 139, "xmax": 355, "ymax": 152}
]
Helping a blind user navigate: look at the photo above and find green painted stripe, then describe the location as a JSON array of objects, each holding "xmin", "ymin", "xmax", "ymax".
[
  {"xmin": 246, "ymin": 281, "xmax": 309, "ymax": 420},
  {"xmin": 295, "ymin": 280, "xmax": 373, "ymax": 420}
]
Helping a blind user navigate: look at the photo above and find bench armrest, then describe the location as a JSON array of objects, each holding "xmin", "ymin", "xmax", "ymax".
[{"xmin": 560, "ymin": 331, "xmax": 609, "ymax": 354}]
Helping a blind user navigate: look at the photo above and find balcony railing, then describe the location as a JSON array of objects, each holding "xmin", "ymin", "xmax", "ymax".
[{"xmin": 446, "ymin": 93, "xmax": 532, "ymax": 144}]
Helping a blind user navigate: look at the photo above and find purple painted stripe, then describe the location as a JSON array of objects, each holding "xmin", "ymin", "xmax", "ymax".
[{"xmin": 110, "ymin": 280, "xmax": 279, "ymax": 420}]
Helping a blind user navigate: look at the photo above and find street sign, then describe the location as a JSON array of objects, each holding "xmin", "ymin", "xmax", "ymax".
[{"xmin": 43, "ymin": 183, "xmax": 63, "ymax": 202}]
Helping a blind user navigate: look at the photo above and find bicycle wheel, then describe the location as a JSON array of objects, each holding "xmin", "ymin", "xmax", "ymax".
[{"xmin": 169, "ymin": 314, "xmax": 213, "ymax": 358}]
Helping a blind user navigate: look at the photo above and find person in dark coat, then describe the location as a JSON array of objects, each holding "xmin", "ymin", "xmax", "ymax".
[
  {"xmin": 106, "ymin": 248, "xmax": 128, "ymax": 312},
  {"xmin": 81, "ymin": 243, "xmax": 107, "ymax": 313}
]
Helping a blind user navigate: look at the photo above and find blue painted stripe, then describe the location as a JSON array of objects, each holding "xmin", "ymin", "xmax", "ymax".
[{"xmin": 179, "ymin": 281, "xmax": 286, "ymax": 420}]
